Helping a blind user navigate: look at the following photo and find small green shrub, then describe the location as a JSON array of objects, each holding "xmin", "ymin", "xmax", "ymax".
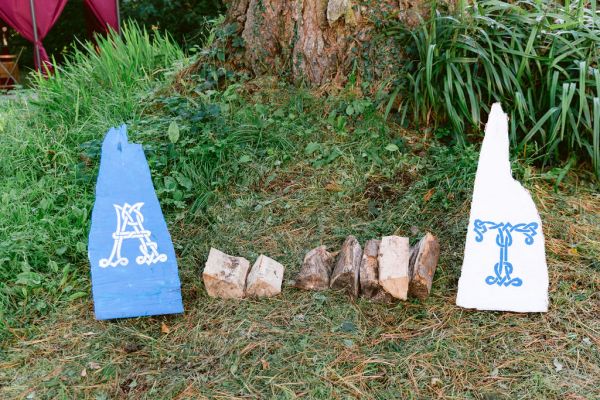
[
  {"xmin": 121, "ymin": 0, "xmax": 224, "ymax": 47},
  {"xmin": 387, "ymin": 0, "xmax": 600, "ymax": 178}
]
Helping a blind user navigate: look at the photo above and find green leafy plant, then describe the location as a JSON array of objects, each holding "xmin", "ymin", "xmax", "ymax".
[
  {"xmin": 386, "ymin": 0, "xmax": 600, "ymax": 178},
  {"xmin": 121, "ymin": 0, "xmax": 224, "ymax": 47}
]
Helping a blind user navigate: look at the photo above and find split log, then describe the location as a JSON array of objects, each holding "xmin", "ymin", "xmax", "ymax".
[
  {"xmin": 246, "ymin": 254, "xmax": 285, "ymax": 298},
  {"xmin": 294, "ymin": 246, "xmax": 335, "ymax": 290},
  {"xmin": 409, "ymin": 232, "xmax": 440, "ymax": 299},
  {"xmin": 330, "ymin": 235, "xmax": 362, "ymax": 296},
  {"xmin": 359, "ymin": 239, "xmax": 394, "ymax": 302},
  {"xmin": 203, "ymin": 248, "xmax": 250, "ymax": 299},
  {"xmin": 378, "ymin": 236, "xmax": 410, "ymax": 300},
  {"xmin": 359, "ymin": 239, "xmax": 380, "ymax": 297}
]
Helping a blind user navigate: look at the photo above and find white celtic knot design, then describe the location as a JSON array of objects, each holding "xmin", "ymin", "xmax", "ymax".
[{"xmin": 99, "ymin": 202, "xmax": 167, "ymax": 268}]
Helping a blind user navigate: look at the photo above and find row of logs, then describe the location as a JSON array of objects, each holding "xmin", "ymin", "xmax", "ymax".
[
  {"xmin": 294, "ymin": 233, "xmax": 440, "ymax": 301},
  {"xmin": 202, "ymin": 233, "xmax": 439, "ymax": 301}
]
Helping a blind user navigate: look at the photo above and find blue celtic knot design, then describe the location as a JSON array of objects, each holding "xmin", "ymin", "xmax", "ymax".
[{"xmin": 473, "ymin": 219, "xmax": 538, "ymax": 287}]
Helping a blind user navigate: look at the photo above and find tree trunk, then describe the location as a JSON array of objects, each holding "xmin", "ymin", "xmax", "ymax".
[{"xmin": 223, "ymin": 0, "xmax": 429, "ymax": 86}]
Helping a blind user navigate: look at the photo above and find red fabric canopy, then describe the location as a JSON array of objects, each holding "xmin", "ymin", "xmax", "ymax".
[
  {"xmin": 84, "ymin": 0, "xmax": 119, "ymax": 35},
  {"xmin": 0, "ymin": 0, "xmax": 119, "ymax": 72},
  {"xmin": 0, "ymin": 0, "xmax": 67, "ymax": 71}
]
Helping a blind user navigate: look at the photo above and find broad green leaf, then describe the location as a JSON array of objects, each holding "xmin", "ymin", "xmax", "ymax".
[
  {"xmin": 168, "ymin": 121, "xmax": 180, "ymax": 144},
  {"xmin": 304, "ymin": 142, "xmax": 321, "ymax": 155}
]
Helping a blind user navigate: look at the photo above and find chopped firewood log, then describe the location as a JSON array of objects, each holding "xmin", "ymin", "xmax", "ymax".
[
  {"xmin": 409, "ymin": 232, "xmax": 440, "ymax": 299},
  {"xmin": 294, "ymin": 246, "xmax": 335, "ymax": 290},
  {"xmin": 203, "ymin": 248, "xmax": 250, "ymax": 299},
  {"xmin": 359, "ymin": 239, "xmax": 394, "ymax": 302},
  {"xmin": 246, "ymin": 254, "xmax": 285, "ymax": 298},
  {"xmin": 359, "ymin": 239, "xmax": 380, "ymax": 297},
  {"xmin": 330, "ymin": 235, "xmax": 362, "ymax": 296},
  {"xmin": 378, "ymin": 236, "xmax": 410, "ymax": 300}
]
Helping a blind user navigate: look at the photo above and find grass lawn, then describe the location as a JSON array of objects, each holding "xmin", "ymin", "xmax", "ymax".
[{"xmin": 0, "ymin": 26, "xmax": 599, "ymax": 399}]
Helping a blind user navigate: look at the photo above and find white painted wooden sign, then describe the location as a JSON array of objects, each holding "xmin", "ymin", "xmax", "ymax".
[{"xmin": 456, "ymin": 103, "xmax": 549, "ymax": 312}]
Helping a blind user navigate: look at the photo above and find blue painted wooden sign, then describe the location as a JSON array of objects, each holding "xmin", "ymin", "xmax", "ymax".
[{"xmin": 88, "ymin": 125, "xmax": 184, "ymax": 320}]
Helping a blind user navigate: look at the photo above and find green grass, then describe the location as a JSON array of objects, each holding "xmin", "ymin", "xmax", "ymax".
[
  {"xmin": 1, "ymin": 16, "xmax": 599, "ymax": 400},
  {"xmin": 386, "ymin": 0, "xmax": 600, "ymax": 178}
]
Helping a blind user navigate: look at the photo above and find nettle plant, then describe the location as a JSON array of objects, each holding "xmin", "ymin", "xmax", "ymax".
[{"xmin": 387, "ymin": 0, "xmax": 600, "ymax": 178}]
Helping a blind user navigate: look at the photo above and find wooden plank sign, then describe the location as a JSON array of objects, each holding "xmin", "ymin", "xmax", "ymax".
[
  {"xmin": 88, "ymin": 125, "xmax": 184, "ymax": 319},
  {"xmin": 456, "ymin": 104, "xmax": 548, "ymax": 312}
]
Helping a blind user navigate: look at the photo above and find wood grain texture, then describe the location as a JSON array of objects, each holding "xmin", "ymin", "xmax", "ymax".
[
  {"xmin": 378, "ymin": 236, "xmax": 410, "ymax": 300},
  {"xmin": 409, "ymin": 232, "xmax": 440, "ymax": 299},
  {"xmin": 294, "ymin": 246, "xmax": 335, "ymax": 291},
  {"xmin": 330, "ymin": 235, "xmax": 362, "ymax": 297}
]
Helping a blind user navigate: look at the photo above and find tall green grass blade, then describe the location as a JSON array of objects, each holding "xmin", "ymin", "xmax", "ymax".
[
  {"xmin": 593, "ymin": 97, "xmax": 600, "ymax": 177},
  {"xmin": 523, "ymin": 107, "xmax": 560, "ymax": 145},
  {"xmin": 385, "ymin": 0, "xmax": 599, "ymax": 177}
]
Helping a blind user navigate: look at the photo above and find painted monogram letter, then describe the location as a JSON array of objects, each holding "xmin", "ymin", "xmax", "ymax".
[{"xmin": 99, "ymin": 202, "xmax": 167, "ymax": 268}]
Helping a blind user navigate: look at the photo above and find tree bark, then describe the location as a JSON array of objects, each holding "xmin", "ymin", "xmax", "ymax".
[
  {"xmin": 330, "ymin": 235, "xmax": 362, "ymax": 297},
  {"xmin": 359, "ymin": 239, "xmax": 394, "ymax": 302},
  {"xmin": 221, "ymin": 1, "xmax": 459, "ymax": 86},
  {"xmin": 294, "ymin": 245, "xmax": 335, "ymax": 290},
  {"xmin": 408, "ymin": 232, "xmax": 440, "ymax": 299},
  {"xmin": 222, "ymin": 0, "xmax": 410, "ymax": 86},
  {"xmin": 359, "ymin": 239, "xmax": 381, "ymax": 298}
]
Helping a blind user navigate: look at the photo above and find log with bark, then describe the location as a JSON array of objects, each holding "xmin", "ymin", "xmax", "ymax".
[
  {"xmin": 408, "ymin": 232, "xmax": 440, "ymax": 299},
  {"xmin": 359, "ymin": 239, "xmax": 394, "ymax": 303},
  {"xmin": 294, "ymin": 245, "xmax": 335, "ymax": 290},
  {"xmin": 330, "ymin": 235, "xmax": 362, "ymax": 296}
]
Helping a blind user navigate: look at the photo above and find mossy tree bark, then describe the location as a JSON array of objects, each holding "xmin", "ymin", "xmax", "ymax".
[{"xmin": 223, "ymin": 0, "xmax": 419, "ymax": 86}]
